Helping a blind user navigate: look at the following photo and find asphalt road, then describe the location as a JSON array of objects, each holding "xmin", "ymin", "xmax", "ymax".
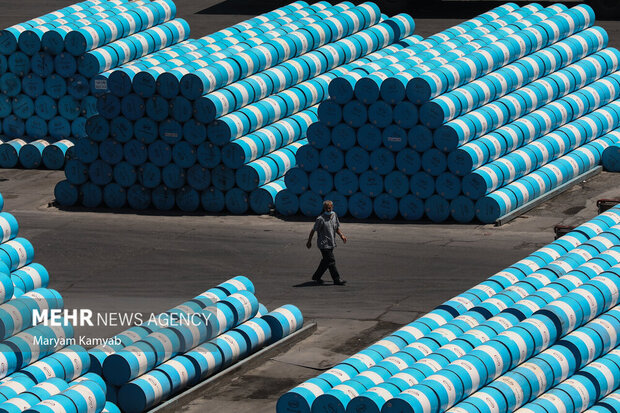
[{"xmin": 0, "ymin": 2, "xmax": 620, "ymax": 412}]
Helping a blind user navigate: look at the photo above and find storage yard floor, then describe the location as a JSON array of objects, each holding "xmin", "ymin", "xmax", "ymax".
[{"xmin": 2, "ymin": 2, "xmax": 620, "ymax": 411}]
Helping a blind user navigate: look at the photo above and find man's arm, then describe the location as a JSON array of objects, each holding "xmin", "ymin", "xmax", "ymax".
[
  {"xmin": 306, "ymin": 229, "xmax": 315, "ymax": 249},
  {"xmin": 336, "ymin": 228, "xmax": 347, "ymax": 244}
]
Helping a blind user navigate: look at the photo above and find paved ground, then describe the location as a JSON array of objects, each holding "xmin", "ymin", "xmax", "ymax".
[{"xmin": 1, "ymin": 2, "xmax": 620, "ymax": 412}]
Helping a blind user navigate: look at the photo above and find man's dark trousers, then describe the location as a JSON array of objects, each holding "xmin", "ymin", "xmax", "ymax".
[{"xmin": 312, "ymin": 248, "xmax": 341, "ymax": 281}]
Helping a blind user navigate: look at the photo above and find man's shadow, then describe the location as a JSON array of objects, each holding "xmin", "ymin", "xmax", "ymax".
[{"xmin": 293, "ymin": 281, "xmax": 331, "ymax": 287}]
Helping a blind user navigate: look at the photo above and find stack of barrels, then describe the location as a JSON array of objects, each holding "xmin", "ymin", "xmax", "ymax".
[
  {"xmin": 278, "ymin": 203, "xmax": 620, "ymax": 413},
  {"xmin": 86, "ymin": 276, "xmax": 304, "ymax": 413},
  {"xmin": 1, "ymin": 193, "xmax": 305, "ymax": 412},
  {"xmin": 0, "ymin": 0, "xmax": 190, "ymax": 170},
  {"xmin": 0, "ymin": 193, "xmax": 120, "ymax": 413},
  {"xmin": 53, "ymin": 1, "xmax": 420, "ymax": 212},
  {"xmin": 281, "ymin": 3, "xmax": 620, "ymax": 223}
]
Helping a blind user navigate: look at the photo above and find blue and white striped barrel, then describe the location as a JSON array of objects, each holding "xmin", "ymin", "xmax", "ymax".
[
  {"xmin": 261, "ymin": 304, "xmax": 303, "ymax": 343},
  {"xmin": 179, "ymin": 3, "xmax": 384, "ymax": 99},
  {"xmin": 182, "ymin": 341, "xmax": 223, "ymax": 381},
  {"xmin": 64, "ymin": 0, "xmax": 176, "ymax": 56},
  {"xmin": 0, "ymin": 213, "xmax": 18, "ymax": 244},
  {"xmin": 250, "ymin": 178, "xmax": 285, "ymax": 214},
  {"xmin": 218, "ymin": 290, "xmax": 259, "ymax": 325},
  {"xmin": 0, "ymin": 140, "xmax": 27, "ymax": 169},
  {"xmin": 0, "ymin": 238, "xmax": 34, "ymax": 272},
  {"xmin": 233, "ymin": 316, "xmax": 272, "ymax": 352},
  {"xmin": 0, "ymin": 288, "xmax": 63, "ymax": 339},
  {"xmin": 41, "ymin": 140, "xmax": 74, "ymax": 170},
  {"xmin": 0, "ymin": 376, "xmax": 35, "ymax": 403},
  {"xmin": 18, "ymin": 140, "xmax": 49, "ymax": 169},
  {"xmin": 78, "ymin": 19, "xmax": 190, "ymax": 78},
  {"xmin": 11, "ymin": 263, "xmax": 49, "ymax": 294}
]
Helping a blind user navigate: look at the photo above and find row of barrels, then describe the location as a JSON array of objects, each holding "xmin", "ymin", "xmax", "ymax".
[
  {"xmin": 0, "ymin": 0, "xmax": 191, "ymax": 167},
  {"xmin": 54, "ymin": 2, "xmax": 420, "ymax": 212},
  {"xmin": 0, "ymin": 191, "xmax": 122, "ymax": 413},
  {"xmin": 85, "ymin": 275, "xmax": 304, "ymax": 413},
  {"xmin": 2, "ymin": 190, "xmax": 306, "ymax": 413},
  {"xmin": 277, "ymin": 203, "xmax": 620, "ymax": 413},
  {"xmin": 280, "ymin": 3, "xmax": 620, "ymax": 223}
]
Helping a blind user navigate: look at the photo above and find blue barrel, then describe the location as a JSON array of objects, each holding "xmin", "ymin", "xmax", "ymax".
[
  {"xmin": 54, "ymin": 180, "xmax": 79, "ymax": 207},
  {"xmin": 42, "ymin": 140, "xmax": 74, "ymax": 170},
  {"xmin": 19, "ymin": 140, "xmax": 49, "ymax": 169},
  {"xmin": 0, "ymin": 140, "xmax": 26, "ymax": 168},
  {"xmin": 602, "ymin": 145, "xmax": 620, "ymax": 172}
]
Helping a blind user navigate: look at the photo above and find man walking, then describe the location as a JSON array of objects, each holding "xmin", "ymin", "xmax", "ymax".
[{"xmin": 306, "ymin": 200, "xmax": 347, "ymax": 285}]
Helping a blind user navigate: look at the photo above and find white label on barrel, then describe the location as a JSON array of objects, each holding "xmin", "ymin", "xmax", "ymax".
[
  {"xmin": 122, "ymin": 330, "xmax": 143, "ymax": 343},
  {"xmin": 452, "ymin": 295, "xmax": 474, "ymax": 309},
  {"xmin": 455, "ymin": 315, "xmax": 477, "ymax": 329},
  {"xmin": 595, "ymin": 275, "xmax": 620, "ymax": 299},
  {"xmin": 37, "ymin": 379, "xmax": 63, "ymax": 395},
  {"xmin": 444, "ymin": 343, "xmax": 466, "ymax": 358},
  {"xmin": 145, "ymin": 374, "xmax": 164, "ymax": 402},
  {"xmin": 8, "ymin": 396, "xmax": 35, "ymax": 411},
  {"xmin": 131, "ymin": 348, "xmax": 149, "ymax": 374},
  {"xmin": 571, "ymin": 246, "xmax": 593, "ymax": 261},
  {"xmin": 333, "ymin": 383, "xmax": 359, "ymax": 399},
  {"xmin": 260, "ymin": 130, "xmax": 275, "ymax": 151},
  {"xmin": 528, "ymin": 318, "xmax": 553, "ymax": 348},
  {"xmin": 254, "ymin": 159, "xmax": 273, "ymax": 182},
  {"xmin": 82, "ymin": 26, "xmax": 100, "ymax": 48},
  {"xmin": 232, "ymin": 293, "xmax": 253, "ymax": 319},
  {"xmin": 491, "ymin": 136, "xmax": 504, "ymax": 155},
  {"xmin": 229, "ymin": 115, "xmax": 244, "ymax": 136},
  {"xmin": 401, "ymin": 388, "xmax": 432, "ymax": 413},
  {"xmin": 245, "ymin": 320, "xmax": 266, "ymax": 344},
  {"xmin": 399, "ymin": 325, "xmax": 424, "ymax": 339},
  {"xmin": 416, "ymin": 357, "xmax": 442, "ymax": 372},
  {"xmin": 526, "ymin": 361, "xmax": 548, "ymax": 391},
  {"xmin": 325, "ymin": 367, "xmax": 352, "ymax": 382},
  {"xmin": 425, "ymin": 312, "xmax": 448, "ymax": 326},
  {"xmin": 38, "ymin": 399, "xmax": 67, "ymax": 413},
  {"xmin": 514, "ymin": 182, "xmax": 531, "ymax": 203},
  {"xmin": 297, "ymin": 381, "xmax": 323, "ymax": 397},
  {"xmin": 101, "ymin": 20, "xmax": 119, "ymax": 41},
  {"xmin": 245, "ymin": 106, "xmax": 264, "ymax": 128},
  {"xmin": 4, "ymin": 240, "xmax": 27, "ymax": 270},
  {"xmin": 20, "ymin": 265, "xmax": 43, "ymax": 288},
  {"xmin": 192, "ymin": 345, "xmax": 216, "ymax": 369},
  {"xmin": 211, "ymin": 310, "xmax": 227, "ymax": 335},
  {"xmin": 166, "ymin": 359, "xmax": 190, "ymax": 387},
  {"xmin": 0, "ymin": 217, "xmax": 11, "ymax": 243},
  {"xmin": 477, "ymin": 50, "xmax": 494, "ymax": 71},
  {"xmin": 547, "ymin": 164, "xmax": 563, "ymax": 182},
  {"xmin": 435, "ymin": 327, "xmax": 457, "ymax": 341},
  {"xmin": 592, "ymin": 362, "xmax": 614, "ymax": 392},
  {"xmin": 518, "ymin": 296, "xmax": 541, "ymax": 313},
  {"xmin": 366, "ymin": 385, "xmax": 394, "ymax": 401},
  {"xmin": 359, "ymin": 370, "xmax": 384, "ymax": 385},
  {"xmin": 265, "ymin": 99, "xmax": 282, "ymax": 120}
]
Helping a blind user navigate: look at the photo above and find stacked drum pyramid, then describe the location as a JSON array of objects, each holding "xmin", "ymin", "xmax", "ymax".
[
  {"xmin": 282, "ymin": 2, "xmax": 620, "ymax": 223},
  {"xmin": 278, "ymin": 203, "xmax": 620, "ymax": 413},
  {"xmin": 0, "ymin": 0, "xmax": 189, "ymax": 169},
  {"xmin": 52, "ymin": 1, "xmax": 420, "ymax": 212},
  {"xmin": 0, "ymin": 192, "xmax": 121, "ymax": 413}
]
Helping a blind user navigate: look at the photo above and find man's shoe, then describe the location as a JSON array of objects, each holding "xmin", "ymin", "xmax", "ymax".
[
  {"xmin": 313, "ymin": 278, "xmax": 324, "ymax": 285},
  {"xmin": 333, "ymin": 279, "xmax": 347, "ymax": 285}
]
